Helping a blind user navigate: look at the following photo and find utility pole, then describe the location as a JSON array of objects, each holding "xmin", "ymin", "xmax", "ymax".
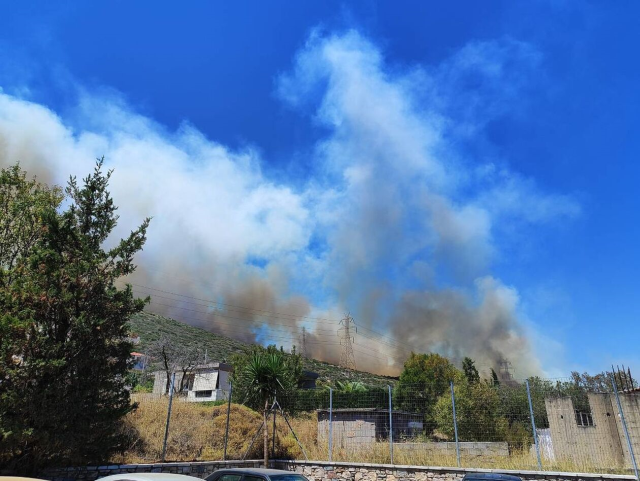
[{"xmin": 338, "ymin": 313, "xmax": 357, "ymax": 370}]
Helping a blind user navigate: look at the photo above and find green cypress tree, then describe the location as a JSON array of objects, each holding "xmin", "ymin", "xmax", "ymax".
[{"xmin": 0, "ymin": 160, "xmax": 150, "ymax": 472}]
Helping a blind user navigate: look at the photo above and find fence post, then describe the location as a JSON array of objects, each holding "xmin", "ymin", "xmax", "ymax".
[
  {"xmin": 612, "ymin": 374, "xmax": 639, "ymax": 481},
  {"xmin": 223, "ymin": 380, "xmax": 233, "ymax": 461},
  {"xmin": 328, "ymin": 387, "xmax": 333, "ymax": 462},
  {"xmin": 161, "ymin": 372, "xmax": 176, "ymax": 463},
  {"xmin": 388, "ymin": 384, "xmax": 394, "ymax": 464},
  {"xmin": 272, "ymin": 397, "xmax": 277, "ymax": 459},
  {"xmin": 450, "ymin": 381, "xmax": 461, "ymax": 467},
  {"xmin": 526, "ymin": 379, "xmax": 543, "ymax": 470}
]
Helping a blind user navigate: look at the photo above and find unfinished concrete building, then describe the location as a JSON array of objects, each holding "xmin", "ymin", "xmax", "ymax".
[{"xmin": 545, "ymin": 390, "xmax": 640, "ymax": 470}]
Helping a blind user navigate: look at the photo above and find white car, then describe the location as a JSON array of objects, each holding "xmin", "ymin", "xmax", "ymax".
[{"xmin": 98, "ymin": 474, "xmax": 203, "ymax": 481}]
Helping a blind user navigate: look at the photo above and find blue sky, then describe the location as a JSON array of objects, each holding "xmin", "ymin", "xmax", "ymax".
[{"xmin": 0, "ymin": 1, "xmax": 637, "ymax": 377}]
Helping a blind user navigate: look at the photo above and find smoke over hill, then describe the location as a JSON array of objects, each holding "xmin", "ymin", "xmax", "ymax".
[{"xmin": 0, "ymin": 31, "xmax": 578, "ymax": 376}]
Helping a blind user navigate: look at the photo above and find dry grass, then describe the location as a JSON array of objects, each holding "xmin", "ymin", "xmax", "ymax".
[
  {"xmin": 117, "ymin": 399, "xmax": 632, "ymax": 475},
  {"xmin": 118, "ymin": 394, "xmax": 263, "ymax": 463}
]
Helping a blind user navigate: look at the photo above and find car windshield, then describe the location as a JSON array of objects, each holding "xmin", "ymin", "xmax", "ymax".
[{"xmin": 270, "ymin": 475, "xmax": 308, "ymax": 481}]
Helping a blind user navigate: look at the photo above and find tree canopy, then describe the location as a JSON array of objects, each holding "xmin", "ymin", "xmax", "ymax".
[{"xmin": 0, "ymin": 161, "xmax": 149, "ymax": 472}]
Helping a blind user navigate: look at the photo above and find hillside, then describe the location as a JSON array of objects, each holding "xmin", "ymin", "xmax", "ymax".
[{"xmin": 129, "ymin": 311, "xmax": 397, "ymax": 387}]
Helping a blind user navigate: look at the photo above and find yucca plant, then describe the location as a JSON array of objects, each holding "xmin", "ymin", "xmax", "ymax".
[{"xmin": 233, "ymin": 346, "xmax": 301, "ymax": 465}]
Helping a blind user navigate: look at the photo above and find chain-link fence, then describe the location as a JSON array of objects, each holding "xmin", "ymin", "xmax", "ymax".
[{"xmin": 120, "ymin": 376, "xmax": 640, "ymax": 476}]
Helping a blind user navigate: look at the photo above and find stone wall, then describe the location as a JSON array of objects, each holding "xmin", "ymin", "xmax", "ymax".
[
  {"xmin": 41, "ymin": 459, "xmax": 637, "ymax": 481},
  {"xmin": 274, "ymin": 460, "xmax": 635, "ymax": 481}
]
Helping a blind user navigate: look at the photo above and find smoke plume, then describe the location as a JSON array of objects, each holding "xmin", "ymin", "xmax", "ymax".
[{"xmin": 0, "ymin": 31, "xmax": 579, "ymax": 377}]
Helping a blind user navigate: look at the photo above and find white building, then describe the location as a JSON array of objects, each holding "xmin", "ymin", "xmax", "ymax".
[{"xmin": 152, "ymin": 362, "xmax": 232, "ymax": 402}]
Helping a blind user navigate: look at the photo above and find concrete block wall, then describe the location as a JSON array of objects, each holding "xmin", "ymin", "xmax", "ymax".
[{"xmin": 274, "ymin": 460, "xmax": 636, "ymax": 481}]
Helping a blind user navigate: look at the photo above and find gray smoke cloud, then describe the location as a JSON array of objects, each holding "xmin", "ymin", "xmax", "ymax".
[{"xmin": 0, "ymin": 30, "xmax": 579, "ymax": 377}]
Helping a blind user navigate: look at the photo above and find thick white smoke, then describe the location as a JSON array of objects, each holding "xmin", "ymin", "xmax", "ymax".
[{"xmin": 0, "ymin": 30, "xmax": 579, "ymax": 376}]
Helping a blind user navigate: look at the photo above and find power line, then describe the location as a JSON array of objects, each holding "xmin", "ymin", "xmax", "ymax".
[
  {"xmin": 133, "ymin": 292, "xmax": 338, "ymax": 335},
  {"xmin": 123, "ymin": 280, "xmax": 418, "ymax": 353},
  {"xmin": 143, "ymin": 298, "xmax": 340, "ymax": 343},
  {"xmin": 123, "ymin": 281, "xmax": 343, "ymax": 324},
  {"xmin": 139, "ymin": 302, "xmax": 393, "ymax": 365},
  {"xmin": 118, "ymin": 279, "xmax": 417, "ymax": 363}
]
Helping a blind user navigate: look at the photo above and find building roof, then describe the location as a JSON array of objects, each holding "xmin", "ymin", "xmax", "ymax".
[{"xmin": 152, "ymin": 362, "xmax": 232, "ymax": 374}]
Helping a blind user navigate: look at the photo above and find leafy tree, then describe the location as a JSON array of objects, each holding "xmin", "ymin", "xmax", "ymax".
[
  {"xmin": 395, "ymin": 352, "xmax": 462, "ymax": 432},
  {"xmin": 231, "ymin": 345, "xmax": 302, "ymax": 466},
  {"xmin": 462, "ymin": 357, "xmax": 480, "ymax": 385},
  {"xmin": 497, "ymin": 377, "xmax": 552, "ymax": 429},
  {"xmin": 0, "ymin": 160, "xmax": 150, "ymax": 472},
  {"xmin": 433, "ymin": 380, "xmax": 507, "ymax": 442}
]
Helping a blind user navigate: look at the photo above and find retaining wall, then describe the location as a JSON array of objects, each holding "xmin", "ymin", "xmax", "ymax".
[
  {"xmin": 42, "ymin": 459, "xmax": 637, "ymax": 481},
  {"xmin": 274, "ymin": 460, "xmax": 636, "ymax": 481}
]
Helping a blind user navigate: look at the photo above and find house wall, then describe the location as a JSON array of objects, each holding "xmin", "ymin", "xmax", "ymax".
[
  {"xmin": 152, "ymin": 371, "xmax": 187, "ymax": 395},
  {"xmin": 612, "ymin": 391, "xmax": 640, "ymax": 468},
  {"xmin": 318, "ymin": 412, "xmax": 379, "ymax": 446},
  {"xmin": 588, "ymin": 394, "xmax": 625, "ymax": 466},
  {"xmin": 152, "ymin": 366, "xmax": 231, "ymax": 401},
  {"xmin": 545, "ymin": 396, "xmax": 624, "ymax": 469},
  {"xmin": 317, "ymin": 412, "xmax": 424, "ymax": 447}
]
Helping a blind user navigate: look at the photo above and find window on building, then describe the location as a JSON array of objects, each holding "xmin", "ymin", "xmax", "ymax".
[
  {"xmin": 195, "ymin": 390, "xmax": 213, "ymax": 398},
  {"xmin": 575, "ymin": 410, "xmax": 594, "ymax": 427}
]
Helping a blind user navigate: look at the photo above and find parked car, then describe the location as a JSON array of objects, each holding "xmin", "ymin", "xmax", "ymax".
[
  {"xmin": 0, "ymin": 478, "xmax": 48, "ymax": 481},
  {"xmin": 206, "ymin": 468, "xmax": 309, "ymax": 481},
  {"xmin": 98, "ymin": 474, "xmax": 203, "ymax": 481},
  {"xmin": 462, "ymin": 474, "xmax": 523, "ymax": 481}
]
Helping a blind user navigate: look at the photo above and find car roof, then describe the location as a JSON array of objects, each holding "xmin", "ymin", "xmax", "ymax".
[
  {"xmin": 462, "ymin": 474, "xmax": 522, "ymax": 481},
  {"xmin": 0, "ymin": 478, "xmax": 48, "ymax": 481},
  {"xmin": 98, "ymin": 474, "xmax": 203, "ymax": 481},
  {"xmin": 213, "ymin": 469, "xmax": 300, "ymax": 476}
]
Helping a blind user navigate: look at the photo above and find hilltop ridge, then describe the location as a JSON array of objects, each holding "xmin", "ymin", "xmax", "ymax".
[{"xmin": 129, "ymin": 311, "xmax": 397, "ymax": 387}]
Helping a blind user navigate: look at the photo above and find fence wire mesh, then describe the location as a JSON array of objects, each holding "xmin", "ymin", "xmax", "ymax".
[{"xmin": 121, "ymin": 376, "xmax": 640, "ymax": 475}]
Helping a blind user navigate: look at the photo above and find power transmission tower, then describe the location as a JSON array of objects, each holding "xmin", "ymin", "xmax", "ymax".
[
  {"xmin": 300, "ymin": 326, "xmax": 308, "ymax": 358},
  {"xmin": 338, "ymin": 313, "xmax": 357, "ymax": 370},
  {"xmin": 498, "ymin": 357, "xmax": 513, "ymax": 381}
]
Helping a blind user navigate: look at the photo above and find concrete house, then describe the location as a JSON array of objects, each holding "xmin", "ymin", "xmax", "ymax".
[
  {"xmin": 317, "ymin": 408, "xmax": 423, "ymax": 447},
  {"xmin": 545, "ymin": 390, "xmax": 640, "ymax": 469},
  {"xmin": 152, "ymin": 362, "xmax": 232, "ymax": 402}
]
